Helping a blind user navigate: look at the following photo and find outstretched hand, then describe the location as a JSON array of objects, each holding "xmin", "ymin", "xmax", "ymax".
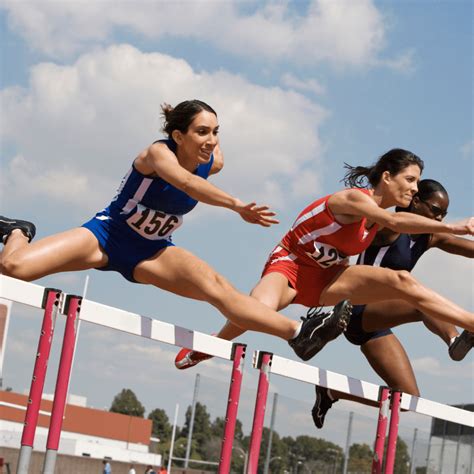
[
  {"xmin": 450, "ymin": 217, "xmax": 474, "ymax": 235},
  {"xmin": 235, "ymin": 201, "xmax": 279, "ymax": 227}
]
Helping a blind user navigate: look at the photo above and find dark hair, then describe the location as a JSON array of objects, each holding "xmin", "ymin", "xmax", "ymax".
[
  {"xmin": 397, "ymin": 178, "xmax": 449, "ymax": 212},
  {"xmin": 343, "ymin": 148, "xmax": 424, "ymax": 188},
  {"xmin": 415, "ymin": 178, "xmax": 448, "ymax": 201},
  {"xmin": 161, "ymin": 100, "xmax": 217, "ymax": 137}
]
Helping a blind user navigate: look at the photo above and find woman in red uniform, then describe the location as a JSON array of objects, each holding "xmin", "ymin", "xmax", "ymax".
[
  {"xmin": 311, "ymin": 178, "xmax": 473, "ymax": 429},
  {"xmin": 176, "ymin": 148, "xmax": 474, "ymax": 367}
]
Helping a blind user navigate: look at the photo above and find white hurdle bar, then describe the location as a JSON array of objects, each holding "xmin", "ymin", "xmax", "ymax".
[
  {"xmin": 247, "ymin": 351, "xmax": 474, "ymax": 474},
  {"xmin": 79, "ymin": 298, "xmax": 233, "ymax": 360},
  {"xmin": 0, "ymin": 275, "xmax": 246, "ymax": 474}
]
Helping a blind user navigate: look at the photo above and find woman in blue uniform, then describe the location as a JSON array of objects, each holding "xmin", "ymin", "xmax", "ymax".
[
  {"xmin": 312, "ymin": 179, "xmax": 474, "ymax": 428},
  {"xmin": 0, "ymin": 99, "xmax": 347, "ymax": 358}
]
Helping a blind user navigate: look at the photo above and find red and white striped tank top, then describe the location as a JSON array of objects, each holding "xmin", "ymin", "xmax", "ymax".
[{"xmin": 280, "ymin": 189, "xmax": 378, "ymax": 268}]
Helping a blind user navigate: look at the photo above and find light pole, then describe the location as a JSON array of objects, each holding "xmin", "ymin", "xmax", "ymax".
[
  {"xmin": 269, "ymin": 455, "xmax": 281, "ymax": 470},
  {"xmin": 289, "ymin": 453, "xmax": 305, "ymax": 474},
  {"xmin": 233, "ymin": 446, "xmax": 248, "ymax": 474}
]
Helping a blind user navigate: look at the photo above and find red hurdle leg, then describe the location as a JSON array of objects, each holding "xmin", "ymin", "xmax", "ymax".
[
  {"xmin": 42, "ymin": 295, "xmax": 82, "ymax": 474},
  {"xmin": 219, "ymin": 343, "xmax": 246, "ymax": 474},
  {"xmin": 17, "ymin": 288, "xmax": 62, "ymax": 474},
  {"xmin": 247, "ymin": 351, "xmax": 273, "ymax": 474},
  {"xmin": 384, "ymin": 390, "xmax": 402, "ymax": 474},
  {"xmin": 372, "ymin": 386, "xmax": 390, "ymax": 474}
]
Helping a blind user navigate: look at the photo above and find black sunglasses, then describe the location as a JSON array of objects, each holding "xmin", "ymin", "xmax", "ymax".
[{"xmin": 419, "ymin": 198, "xmax": 448, "ymax": 218}]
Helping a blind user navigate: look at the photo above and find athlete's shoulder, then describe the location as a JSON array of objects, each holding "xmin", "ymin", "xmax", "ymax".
[
  {"xmin": 149, "ymin": 138, "xmax": 176, "ymax": 154},
  {"xmin": 331, "ymin": 187, "xmax": 372, "ymax": 200}
]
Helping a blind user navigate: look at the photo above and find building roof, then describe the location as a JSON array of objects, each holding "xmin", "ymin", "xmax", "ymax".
[{"xmin": 0, "ymin": 390, "xmax": 152, "ymax": 444}]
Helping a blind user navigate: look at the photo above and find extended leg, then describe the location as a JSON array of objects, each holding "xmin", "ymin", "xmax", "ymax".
[
  {"xmin": 360, "ymin": 300, "xmax": 458, "ymax": 345},
  {"xmin": 320, "ymin": 265, "xmax": 474, "ymax": 331},
  {"xmin": 133, "ymin": 247, "xmax": 299, "ymax": 339},
  {"xmin": 1, "ymin": 228, "xmax": 108, "ymax": 281}
]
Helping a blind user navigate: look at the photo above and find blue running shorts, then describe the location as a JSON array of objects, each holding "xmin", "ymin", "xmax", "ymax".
[
  {"xmin": 343, "ymin": 304, "xmax": 392, "ymax": 346},
  {"xmin": 82, "ymin": 212, "xmax": 174, "ymax": 283}
]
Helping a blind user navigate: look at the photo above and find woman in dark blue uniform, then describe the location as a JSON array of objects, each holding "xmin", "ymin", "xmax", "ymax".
[
  {"xmin": 1, "ymin": 100, "xmax": 345, "ymax": 357},
  {"xmin": 312, "ymin": 179, "xmax": 474, "ymax": 428}
]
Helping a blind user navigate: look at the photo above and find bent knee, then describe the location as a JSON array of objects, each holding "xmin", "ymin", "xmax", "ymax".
[
  {"xmin": 2, "ymin": 256, "xmax": 22, "ymax": 279},
  {"xmin": 1, "ymin": 255, "xmax": 34, "ymax": 281},
  {"xmin": 390, "ymin": 270, "xmax": 418, "ymax": 290},
  {"xmin": 204, "ymin": 273, "xmax": 238, "ymax": 306}
]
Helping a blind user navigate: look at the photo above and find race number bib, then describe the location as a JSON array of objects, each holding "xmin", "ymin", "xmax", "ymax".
[
  {"xmin": 306, "ymin": 242, "xmax": 349, "ymax": 268},
  {"xmin": 126, "ymin": 204, "xmax": 183, "ymax": 240}
]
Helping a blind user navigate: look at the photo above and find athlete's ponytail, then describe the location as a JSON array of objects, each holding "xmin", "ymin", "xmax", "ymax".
[{"xmin": 343, "ymin": 148, "xmax": 424, "ymax": 188}]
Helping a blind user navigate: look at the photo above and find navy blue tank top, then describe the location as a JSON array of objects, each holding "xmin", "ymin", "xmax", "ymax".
[{"xmin": 357, "ymin": 233, "xmax": 430, "ymax": 270}]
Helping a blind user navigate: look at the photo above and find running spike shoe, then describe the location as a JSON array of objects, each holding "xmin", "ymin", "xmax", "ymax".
[
  {"xmin": 288, "ymin": 300, "xmax": 352, "ymax": 361},
  {"xmin": 175, "ymin": 348, "xmax": 213, "ymax": 370},
  {"xmin": 449, "ymin": 330, "xmax": 474, "ymax": 361},
  {"xmin": 311, "ymin": 385, "xmax": 337, "ymax": 429},
  {"xmin": 0, "ymin": 216, "xmax": 36, "ymax": 243}
]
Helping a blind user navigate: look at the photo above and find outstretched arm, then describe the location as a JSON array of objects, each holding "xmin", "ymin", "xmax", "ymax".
[
  {"xmin": 429, "ymin": 233, "xmax": 474, "ymax": 257},
  {"xmin": 144, "ymin": 142, "xmax": 279, "ymax": 227},
  {"xmin": 328, "ymin": 189, "xmax": 474, "ymax": 236}
]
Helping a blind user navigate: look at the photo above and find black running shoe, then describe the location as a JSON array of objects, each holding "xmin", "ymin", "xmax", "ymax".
[
  {"xmin": 288, "ymin": 300, "xmax": 352, "ymax": 361},
  {"xmin": 311, "ymin": 385, "xmax": 337, "ymax": 429},
  {"xmin": 449, "ymin": 330, "xmax": 474, "ymax": 361},
  {"xmin": 0, "ymin": 216, "xmax": 36, "ymax": 243}
]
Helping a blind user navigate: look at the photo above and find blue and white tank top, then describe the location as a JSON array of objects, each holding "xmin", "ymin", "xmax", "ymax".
[
  {"xmin": 102, "ymin": 139, "xmax": 214, "ymax": 240},
  {"xmin": 357, "ymin": 233, "xmax": 430, "ymax": 270}
]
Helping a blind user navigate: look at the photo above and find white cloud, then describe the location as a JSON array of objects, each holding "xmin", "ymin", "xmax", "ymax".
[
  {"xmin": 411, "ymin": 246, "xmax": 473, "ymax": 310},
  {"xmin": 1, "ymin": 0, "xmax": 404, "ymax": 68},
  {"xmin": 281, "ymin": 73, "xmax": 326, "ymax": 95},
  {"xmin": 3, "ymin": 155, "xmax": 108, "ymax": 211},
  {"xmin": 374, "ymin": 49, "xmax": 416, "ymax": 73},
  {"xmin": 460, "ymin": 140, "xmax": 473, "ymax": 160},
  {"xmin": 1, "ymin": 44, "xmax": 327, "ymax": 213},
  {"xmin": 412, "ymin": 356, "xmax": 473, "ymax": 379}
]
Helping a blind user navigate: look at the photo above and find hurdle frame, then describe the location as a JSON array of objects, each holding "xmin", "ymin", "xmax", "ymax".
[
  {"xmin": 0, "ymin": 275, "xmax": 247, "ymax": 474},
  {"xmin": 372, "ymin": 386, "xmax": 390, "ymax": 474},
  {"xmin": 16, "ymin": 288, "xmax": 62, "ymax": 474},
  {"xmin": 247, "ymin": 350, "xmax": 474, "ymax": 474},
  {"xmin": 42, "ymin": 294, "xmax": 82, "ymax": 474}
]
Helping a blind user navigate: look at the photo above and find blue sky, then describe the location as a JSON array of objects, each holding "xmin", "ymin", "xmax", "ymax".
[{"xmin": 1, "ymin": 0, "xmax": 472, "ymax": 446}]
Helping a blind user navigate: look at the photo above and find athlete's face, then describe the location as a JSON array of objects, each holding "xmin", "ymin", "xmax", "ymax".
[
  {"xmin": 383, "ymin": 164, "xmax": 421, "ymax": 207},
  {"xmin": 411, "ymin": 191, "xmax": 449, "ymax": 221},
  {"xmin": 174, "ymin": 110, "xmax": 219, "ymax": 164}
]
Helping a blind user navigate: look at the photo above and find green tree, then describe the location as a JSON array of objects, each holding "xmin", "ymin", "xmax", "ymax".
[
  {"xmin": 211, "ymin": 416, "xmax": 244, "ymax": 442},
  {"xmin": 278, "ymin": 435, "xmax": 342, "ymax": 473},
  {"xmin": 180, "ymin": 402, "xmax": 212, "ymax": 459},
  {"xmin": 289, "ymin": 435, "xmax": 343, "ymax": 463},
  {"xmin": 199, "ymin": 436, "xmax": 222, "ymax": 466},
  {"xmin": 109, "ymin": 388, "xmax": 145, "ymax": 417},
  {"xmin": 148, "ymin": 408, "xmax": 172, "ymax": 443},
  {"xmin": 256, "ymin": 430, "xmax": 289, "ymax": 473},
  {"xmin": 393, "ymin": 436, "xmax": 411, "ymax": 474},
  {"xmin": 348, "ymin": 443, "xmax": 373, "ymax": 473}
]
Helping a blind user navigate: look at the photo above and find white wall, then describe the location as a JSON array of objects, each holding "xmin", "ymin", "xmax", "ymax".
[{"xmin": 0, "ymin": 420, "xmax": 162, "ymax": 465}]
